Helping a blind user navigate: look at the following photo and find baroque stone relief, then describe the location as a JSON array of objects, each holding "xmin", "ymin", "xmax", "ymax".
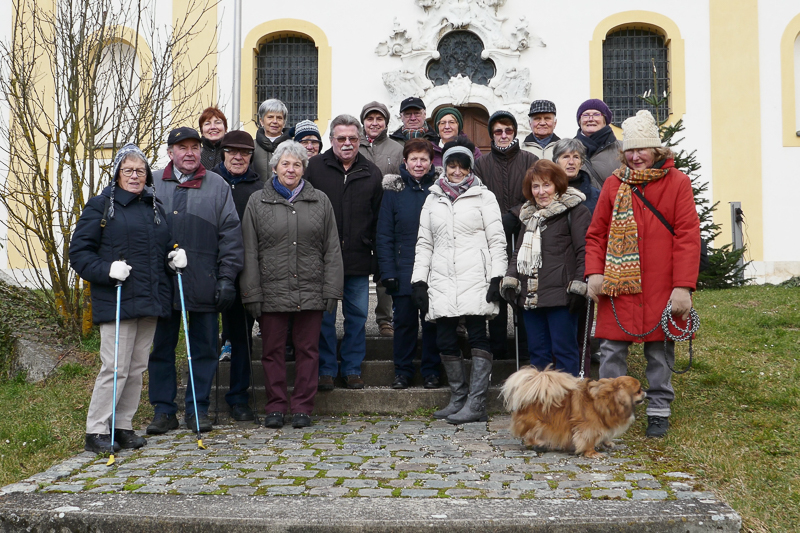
[{"xmin": 376, "ymin": 0, "xmax": 543, "ymax": 133}]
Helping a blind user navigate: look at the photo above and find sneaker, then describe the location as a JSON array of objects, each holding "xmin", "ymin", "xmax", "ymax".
[
  {"xmin": 264, "ymin": 412, "xmax": 284, "ymax": 428},
  {"xmin": 646, "ymin": 416, "xmax": 669, "ymax": 438},
  {"xmin": 318, "ymin": 375, "xmax": 335, "ymax": 391},
  {"xmin": 219, "ymin": 341, "xmax": 232, "ymax": 362},
  {"xmin": 391, "ymin": 375, "xmax": 410, "ymax": 390},
  {"xmin": 423, "ymin": 375, "xmax": 441, "ymax": 389},
  {"xmin": 185, "ymin": 412, "xmax": 213, "ymax": 433},
  {"xmin": 114, "ymin": 429, "xmax": 147, "ymax": 449},
  {"xmin": 84, "ymin": 433, "xmax": 121, "ymax": 454},
  {"xmin": 379, "ymin": 323, "xmax": 394, "ymax": 337},
  {"xmin": 346, "ymin": 374, "xmax": 365, "ymax": 389},
  {"xmin": 291, "ymin": 413, "xmax": 312, "ymax": 428},
  {"xmin": 229, "ymin": 403, "xmax": 255, "ymax": 421},
  {"xmin": 146, "ymin": 413, "xmax": 179, "ymax": 435}
]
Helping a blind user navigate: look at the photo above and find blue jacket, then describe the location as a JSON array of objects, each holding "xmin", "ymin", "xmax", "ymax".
[
  {"xmin": 376, "ymin": 164, "xmax": 439, "ymax": 296},
  {"xmin": 69, "ymin": 185, "xmax": 173, "ymax": 324},
  {"xmin": 570, "ymin": 169, "xmax": 600, "ymax": 215}
]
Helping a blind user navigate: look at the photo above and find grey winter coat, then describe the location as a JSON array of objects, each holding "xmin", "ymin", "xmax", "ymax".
[
  {"xmin": 153, "ymin": 163, "xmax": 243, "ymax": 312},
  {"xmin": 252, "ymin": 129, "xmax": 291, "ymax": 183},
  {"xmin": 240, "ymin": 180, "xmax": 343, "ymax": 313},
  {"xmin": 359, "ymin": 131, "xmax": 403, "ymax": 176}
]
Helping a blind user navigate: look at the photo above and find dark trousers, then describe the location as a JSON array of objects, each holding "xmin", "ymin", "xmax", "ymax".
[
  {"xmin": 149, "ymin": 310, "xmax": 218, "ymax": 416},
  {"xmin": 436, "ymin": 315, "xmax": 490, "ymax": 356},
  {"xmin": 259, "ymin": 311, "xmax": 323, "ymax": 415},
  {"xmin": 523, "ymin": 306, "xmax": 580, "ymax": 376},
  {"xmin": 392, "ymin": 295, "xmax": 440, "ymax": 379},
  {"xmin": 220, "ymin": 286, "xmax": 254, "ymax": 407},
  {"xmin": 488, "ymin": 302, "xmax": 509, "ymax": 358}
]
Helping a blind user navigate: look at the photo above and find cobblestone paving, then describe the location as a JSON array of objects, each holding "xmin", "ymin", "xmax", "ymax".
[{"xmin": 2, "ymin": 415, "xmax": 716, "ymax": 501}]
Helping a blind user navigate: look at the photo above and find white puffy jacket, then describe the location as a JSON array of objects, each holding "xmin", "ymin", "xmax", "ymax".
[{"xmin": 411, "ymin": 177, "xmax": 507, "ymax": 321}]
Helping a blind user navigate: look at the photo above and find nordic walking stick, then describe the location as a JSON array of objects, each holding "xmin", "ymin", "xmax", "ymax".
[
  {"xmin": 174, "ymin": 246, "xmax": 207, "ymax": 450},
  {"xmin": 106, "ymin": 264, "xmax": 124, "ymax": 467}
]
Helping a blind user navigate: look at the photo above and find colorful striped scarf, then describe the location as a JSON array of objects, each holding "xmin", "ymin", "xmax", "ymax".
[{"xmin": 602, "ymin": 165, "xmax": 668, "ymax": 296}]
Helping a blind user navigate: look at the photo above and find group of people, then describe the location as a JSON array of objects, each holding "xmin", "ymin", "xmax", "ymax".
[{"xmin": 69, "ymin": 92, "xmax": 700, "ymax": 455}]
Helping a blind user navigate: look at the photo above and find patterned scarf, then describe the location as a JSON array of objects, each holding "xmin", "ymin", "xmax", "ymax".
[
  {"xmin": 401, "ymin": 122, "xmax": 431, "ymax": 140},
  {"xmin": 436, "ymin": 172, "xmax": 476, "ymax": 203},
  {"xmin": 517, "ymin": 188, "xmax": 585, "ymax": 309},
  {"xmin": 601, "ymin": 165, "xmax": 668, "ymax": 296}
]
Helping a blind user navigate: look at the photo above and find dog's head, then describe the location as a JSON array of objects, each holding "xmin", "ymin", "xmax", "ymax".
[
  {"xmin": 615, "ymin": 376, "xmax": 647, "ymax": 406},
  {"xmin": 586, "ymin": 376, "xmax": 647, "ymax": 419}
]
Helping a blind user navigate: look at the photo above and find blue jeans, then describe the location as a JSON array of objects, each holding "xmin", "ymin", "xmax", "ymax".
[
  {"xmin": 318, "ymin": 275, "xmax": 369, "ymax": 378},
  {"xmin": 523, "ymin": 306, "xmax": 580, "ymax": 376},
  {"xmin": 392, "ymin": 295, "xmax": 440, "ymax": 378},
  {"xmin": 149, "ymin": 310, "xmax": 218, "ymax": 416}
]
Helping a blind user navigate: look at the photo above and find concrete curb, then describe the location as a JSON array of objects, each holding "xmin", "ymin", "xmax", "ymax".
[{"xmin": 0, "ymin": 493, "xmax": 741, "ymax": 532}]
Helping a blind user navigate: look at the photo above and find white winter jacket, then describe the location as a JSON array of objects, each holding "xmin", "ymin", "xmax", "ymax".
[{"xmin": 411, "ymin": 177, "xmax": 507, "ymax": 321}]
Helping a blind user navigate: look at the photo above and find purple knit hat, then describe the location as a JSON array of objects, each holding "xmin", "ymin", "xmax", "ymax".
[{"xmin": 576, "ymin": 99, "xmax": 612, "ymax": 126}]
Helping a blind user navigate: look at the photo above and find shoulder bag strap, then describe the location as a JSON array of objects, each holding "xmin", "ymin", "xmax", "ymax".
[{"xmin": 631, "ymin": 185, "xmax": 675, "ymax": 235}]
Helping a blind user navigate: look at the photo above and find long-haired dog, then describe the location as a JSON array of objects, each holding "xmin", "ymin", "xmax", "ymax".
[{"xmin": 500, "ymin": 366, "xmax": 647, "ymax": 458}]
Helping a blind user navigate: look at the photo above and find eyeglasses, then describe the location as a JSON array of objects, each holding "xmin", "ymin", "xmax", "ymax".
[
  {"xmin": 402, "ymin": 110, "xmax": 424, "ymax": 117},
  {"xmin": 333, "ymin": 136, "xmax": 359, "ymax": 144},
  {"xmin": 492, "ymin": 128, "xmax": 515, "ymax": 136},
  {"xmin": 299, "ymin": 139, "xmax": 321, "ymax": 146},
  {"xmin": 120, "ymin": 168, "xmax": 146, "ymax": 177},
  {"xmin": 580, "ymin": 112, "xmax": 603, "ymax": 120},
  {"xmin": 223, "ymin": 148, "xmax": 253, "ymax": 157}
]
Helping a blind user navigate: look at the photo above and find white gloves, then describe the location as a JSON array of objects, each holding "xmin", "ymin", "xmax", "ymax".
[
  {"xmin": 109, "ymin": 261, "xmax": 132, "ymax": 282},
  {"xmin": 586, "ymin": 274, "xmax": 604, "ymax": 303},
  {"xmin": 168, "ymin": 248, "xmax": 188, "ymax": 270}
]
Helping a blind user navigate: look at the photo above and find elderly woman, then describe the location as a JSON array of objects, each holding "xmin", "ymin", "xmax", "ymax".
[
  {"xmin": 552, "ymin": 138, "xmax": 601, "ymax": 214},
  {"xmin": 293, "ymin": 119, "xmax": 323, "ymax": 158},
  {"xmin": 431, "ymin": 107, "xmax": 482, "ymax": 166},
  {"xmin": 411, "ymin": 138, "xmax": 507, "ymax": 424},
  {"xmin": 211, "ymin": 131, "xmax": 262, "ymax": 421},
  {"xmin": 252, "ymin": 98, "xmax": 291, "ymax": 181},
  {"xmin": 69, "ymin": 144, "xmax": 176, "ymax": 453},
  {"xmin": 501, "ymin": 160, "xmax": 592, "ymax": 377},
  {"xmin": 574, "ymin": 99, "xmax": 622, "ymax": 188},
  {"xmin": 585, "ymin": 110, "xmax": 700, "ymax": 438},
  {"xmin": 376, "ymin": 139, "xmax": 441, "ymax": 390},
  {"xmin": 199, "ymin": 106, "xmax": 227, "ymax": 170},
  {"xmin": 240, "ymin": 141, "xmax": 344, "ymax": 429}
]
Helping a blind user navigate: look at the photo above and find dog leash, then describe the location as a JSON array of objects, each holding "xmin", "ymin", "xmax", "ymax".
[
  {"xmin": 609, "ymin": 298, "xmax": 700, "ymax": 374},
  {"xmin": 579, "ymin": 298, "xmax": 593, "ymax": 380}
]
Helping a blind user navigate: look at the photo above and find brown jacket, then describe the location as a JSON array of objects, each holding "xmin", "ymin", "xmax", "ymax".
[{"xmin": 240, "ymin": 180, "xmax": 343, "ymax": 313}]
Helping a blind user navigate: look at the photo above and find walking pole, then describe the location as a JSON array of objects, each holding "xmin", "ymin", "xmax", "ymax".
[
  {"xmin": 106, "ymin": 268, "xmax": 124, "ymax": 466},
  {"xmin": 244, "ymin": 313, "xmax": 260, "ymax": 425},
  {"xmin": 511, "ymin": 234, "xmax": 520, "ymax": 371},
  {"xmin": 174, "ymin": 246, "xmax": 207, "ymax": 450},
  {"xmin": 579, "ymin": 299, "xmax": 594, "ymax": 380}
]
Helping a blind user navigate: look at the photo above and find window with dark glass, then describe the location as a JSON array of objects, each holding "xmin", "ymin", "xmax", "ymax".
[
  {"xmin": 255, "ymin": 35, "xmax": 318, "ymax": 124},
  {"xmin": 603, "ymin": 28, "xmax": 669, "ymax": 126},
  {"xmin": 427, "ymin": 31, "xmax": 496, "ymax": 86}
]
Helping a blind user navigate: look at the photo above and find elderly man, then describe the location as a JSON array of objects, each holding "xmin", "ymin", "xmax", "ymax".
[
  {"xmin": 359, "ymin": 101, "xmax": 403, "ymax": 338},
  {"xmin": 389, "ymin": 97, "xmax": 439, "ymax": 146},
  {"xmin": 475, "ymin": 110, "xmax": 538, "ymax": 361},
  {"xmin": 211, "ymin": 130, "xmax": 262, "ymax": 422},
  {"xmin": 147, "ymin": 127, "xmax": 243, "ymax": 435},
  {"xmin": 304, "ymin": 114, "xmax": 383, "ymax": 390},
  {"xmin": 521, "ymin": 100, "xmax": 560, "ymax": 160}
]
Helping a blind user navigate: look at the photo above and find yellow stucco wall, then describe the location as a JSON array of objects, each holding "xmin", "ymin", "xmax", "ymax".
[{"xmin": 709, "ymin": 0, "xmax": 763, "ymax": 258}]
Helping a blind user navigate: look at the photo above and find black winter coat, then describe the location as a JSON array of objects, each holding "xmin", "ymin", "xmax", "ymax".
[
  {"xmin": 212, "ymin": 162, "xmax": 262, "ymax": 220},
  {"xmin": 69, "ymin": 185, "xmax": 173, "ymax": 324},
  {"xmin": 376, "ymin": 165, "xmax": 438, "ymax": 296},
  {"xmin": 303, "ymin": 149, "xmax": 383, "ymax": 276},
  {"xmin": 474, "ymin": 141, "xmax": 539, "ymax": 214},
  {"xmin": 569, "ymin": 169, "xmax": 601, "ymax": 214},
  {"xmin": 201, "ymin": 137, "xmax": 224, "ymax": 170}
]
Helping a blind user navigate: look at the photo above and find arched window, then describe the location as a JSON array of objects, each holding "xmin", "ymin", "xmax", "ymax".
[
  {"xmin": 95, "ymin": 42, "xmax": 140, "ymax": 145},
  {"xmin": 255, "ymin": 34, "xmax": 318, "ymax": 124},
  {"xmin": 603, "ymin": 28, "xmax": 669, "ymax": 126},
  {"xmin": 427, "ymin": 31, "xmax": 495, "ymax": 87}
]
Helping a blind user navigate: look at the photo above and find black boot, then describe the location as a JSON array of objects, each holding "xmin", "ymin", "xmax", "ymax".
[
  {"xmin": 446, "ymin": 349, "xmax": 493, "ymax": 424},
  {"xmin": 114, "ymin": 429, "xmax": 147, "ymax": 449},
  {"xmin": 85, "ymin": 433, "xmax": 121, "ymax": 454},
  {"xmin": 433, "ymin": 354, "xmax": 468, "ymax": 419}
]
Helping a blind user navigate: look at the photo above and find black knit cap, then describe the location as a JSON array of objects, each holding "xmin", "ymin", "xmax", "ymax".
[{"xmin": 488, "ymin": 110, "xmax": 518, "ymax": 136}]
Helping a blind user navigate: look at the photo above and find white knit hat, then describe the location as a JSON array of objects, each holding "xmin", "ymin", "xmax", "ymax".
[{"xmin": 621, "ymin": 110, "xmax": 662, "ymax": 151}]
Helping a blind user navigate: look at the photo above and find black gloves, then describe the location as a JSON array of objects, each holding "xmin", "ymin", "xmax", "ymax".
[
  {"xmin": 324, "ymin": 298, "xmax": 337, "ymax": 315},
  {"xmin": 568, "ymin": 292, "xmax": 587, "ymax": 315},
  {"xmin": 411, "ymin": 281, "xmax": 429, "ymax": 315},
  {"xmin": 215, "ymin": 278, "xmax": 236, "ymax": 312},
  {"xmin": 486, "ymin": 276, "xmax": 503, "ymax": 303},
  {"xmin": 502, "ymin": 211, "xmax": 521, "ymax": 238},
  {"xmin": 382, "ymin": 278, "xmax": 400, "ymax": 294}
]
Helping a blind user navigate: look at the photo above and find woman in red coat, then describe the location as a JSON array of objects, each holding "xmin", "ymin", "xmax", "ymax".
[{"xmin": 585, "ymin": 110, "xmax": 700, "ymax": 439}]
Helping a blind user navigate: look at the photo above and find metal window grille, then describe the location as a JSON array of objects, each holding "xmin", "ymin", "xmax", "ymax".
[
  {"xmin": 255, "ymin": 35, "xmax": 318, "ymax": 125},
  {"xmin": 603, "ymin": 28, "xmax": 669, "ymax": 126},
  {"xmin": 427, "ymin": 31, "xmax": 495, "ymax": 86}
]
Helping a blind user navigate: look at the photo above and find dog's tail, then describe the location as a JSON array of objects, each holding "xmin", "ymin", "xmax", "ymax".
[{"xmin": 501, "ymin": 366, "xmax": 580, "ymax": 413}]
